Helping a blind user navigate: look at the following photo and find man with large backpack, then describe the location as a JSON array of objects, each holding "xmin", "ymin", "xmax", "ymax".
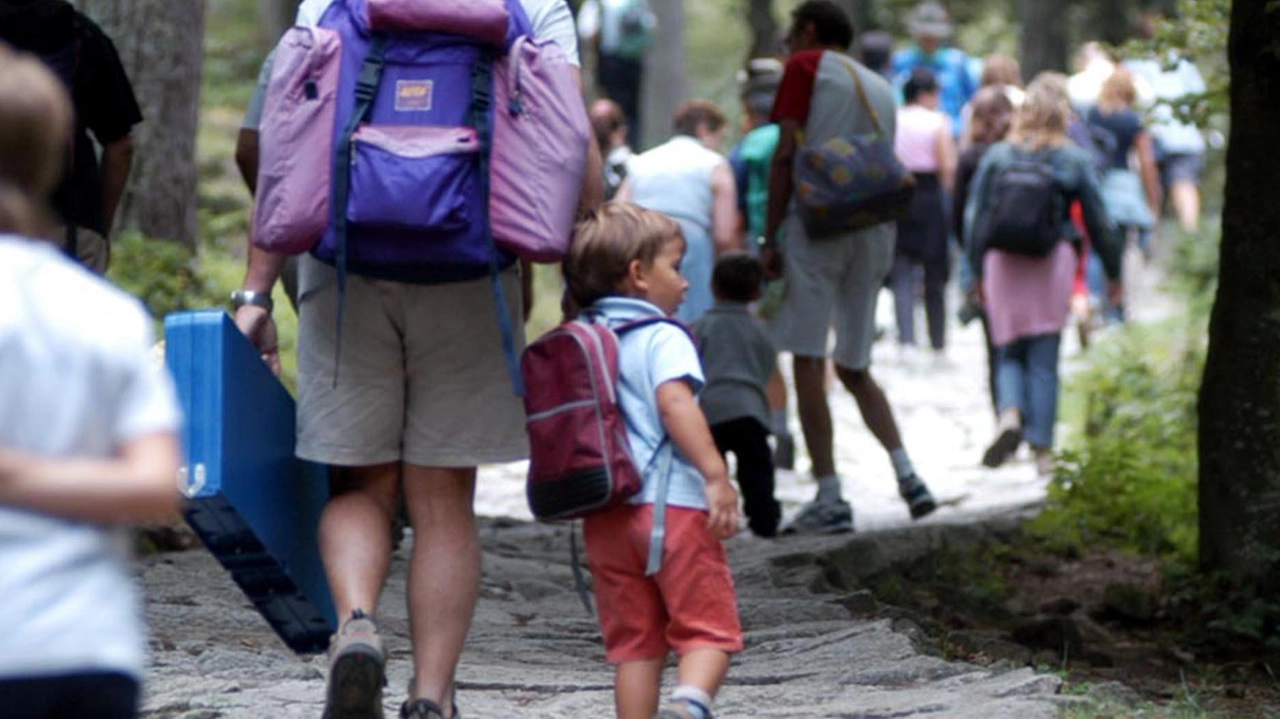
[
  {"xmin": 0, "ymin": 0, "xmax": 142, "ymax": 274},
  {"xmin": 233, "ymin": 2, "xmax": 600, "ymax": 718}
]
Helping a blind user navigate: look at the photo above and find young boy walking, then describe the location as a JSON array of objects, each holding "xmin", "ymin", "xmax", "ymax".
[
  {"xmin": 693, "ymin": 254, "xmax": 782, "ymax": 538},
  {"xmin": 565, "ymin": 203, "xmax": 743, "ymax": 719}
]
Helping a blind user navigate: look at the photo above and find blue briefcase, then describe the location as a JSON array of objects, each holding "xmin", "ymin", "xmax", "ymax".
[{"xmin": 165, "ymin": 310, "xmax": 335, "ymax": 653}]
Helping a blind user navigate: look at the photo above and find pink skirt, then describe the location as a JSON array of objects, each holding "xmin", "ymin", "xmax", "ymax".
[{"xmin": 983, "ymin": 242, "xmax": 1077, "ymax": 347}]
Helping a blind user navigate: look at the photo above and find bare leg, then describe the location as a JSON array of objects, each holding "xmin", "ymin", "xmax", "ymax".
[
  {"xmin": 1170, "ymin": 180, "xmax": 1201, "ymax": 232},
  {"xmin": 766, "ymin": 364, "xmax": 787, "ymax": 414},
  {"xmin": 792, "ymin": 355, "xmax": 835, "ymax": 478},
  {"xmin": 615, "ymin": 657, "xmax": 664, "ymax": 719},
  {"xmin": 320, "ymin": 463, "xmax": 400, "ymax": 619},
  {"xmin": 675, "ymin": 648, "xmax": 731, "ymax": 702},
  {"xmin": 403, "ymin": 465, "xmax": 481, "ymax": 716},
  {"xmin": 834, "ymin": 365, "xmax": 903, "ymax": 452}
]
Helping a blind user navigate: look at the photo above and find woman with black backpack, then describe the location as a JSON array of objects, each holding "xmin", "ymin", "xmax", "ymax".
[{"xmin": 963, "ymin": 73, "xmax": 1124, "ymax": 477}]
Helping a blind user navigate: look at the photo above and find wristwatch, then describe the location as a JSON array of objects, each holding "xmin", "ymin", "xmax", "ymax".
[{"xmin": 230, "ymin": 289, "xmax": 274, "ymax": 313}]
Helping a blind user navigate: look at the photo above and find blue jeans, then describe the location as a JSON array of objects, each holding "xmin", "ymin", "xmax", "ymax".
[{"xmin": 995, "ymin": 333, "xmax": 1061, "ymax": 449}]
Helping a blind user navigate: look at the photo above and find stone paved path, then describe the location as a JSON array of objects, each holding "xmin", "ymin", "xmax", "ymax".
[{"xmin": 142, "ymin": 255, "xmax": 1166, "ymax": 717}]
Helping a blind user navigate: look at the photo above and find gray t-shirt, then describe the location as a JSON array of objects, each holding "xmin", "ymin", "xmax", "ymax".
[{"xmin": 692, "ymin": 302, "xmax": 776, "ymax": 429}]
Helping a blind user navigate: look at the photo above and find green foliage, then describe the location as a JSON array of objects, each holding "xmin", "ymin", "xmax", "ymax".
[
  {"xmin": 1030, "ymin": 325, "xmax": 1201, "ymax": 564},
  {"xmin": 1122, "ymin": 0, "xmax": 1230, "ymax": 127},
  {"xmin": 1030, "ymin": 227, "xmax": 1218, "ymax": 567},
  {"xmin": 107, "ymin": 232, "xmax": 225, "ymax": 321}
]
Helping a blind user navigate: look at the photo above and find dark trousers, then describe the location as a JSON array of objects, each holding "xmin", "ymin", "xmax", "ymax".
[
  {"xmin": 710, "ymin": 417, "xmax": 780, "ymax": 537},
  {"xmin": 597, "ymin": 53, "xmax": 643, "ymax": 147},
  {"xmin": 0, "ymin": 671, "xmax": 139, "ymax": 719}
]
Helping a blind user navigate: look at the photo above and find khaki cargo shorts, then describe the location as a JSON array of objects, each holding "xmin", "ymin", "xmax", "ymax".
[
  {"xmin": 766, "ymin": 215, "xmax": 895, "ymax": 371},
  {"xmin": 295, "ymin": 255, "xmax": 529, "ymax": 468}
]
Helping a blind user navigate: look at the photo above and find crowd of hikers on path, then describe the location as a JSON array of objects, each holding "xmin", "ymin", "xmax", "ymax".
[{"xmin": 0, "ymin": 0, "xmax": 1211, "ymax": 717}]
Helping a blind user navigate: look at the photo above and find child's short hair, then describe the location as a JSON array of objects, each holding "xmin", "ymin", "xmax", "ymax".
[
  {"xmin": 711, "ymin": 252, "xmax": 764, "ymax": 303},
  {"xmin": 566, "ymin": 203, "xmax": 682, "ymax": 310},
  {"xmin": 0, "ymin": 45, "xmax": 71, "ymax": 199}
]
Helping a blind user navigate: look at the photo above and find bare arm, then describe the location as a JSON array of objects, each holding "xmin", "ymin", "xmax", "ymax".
[
  {"xmin": 0, "ymin": 432, "xmax": 181, "ymax": 523},
  {"xmin": 1134, "ymin": 130, "xmax": 1162, "ymax": 214},
  {"xmin": 709, "ymin": 161, "xmax": 742, "ymax": 254},
  {"xmin": 99, "ymin": 135, "xmax": 134, "ymax": 236},
  {"xmin": 235, "ymin": 128, "xmax": 260, "ymax": 195},
  {"xmin": 935, "ymin": 117, "xmax": 958, "ymax": 192},
  {"xmin": 656, "ymin": 379, "xmax": 739, "ymax": 538},
  {"xmin": 760, "ymin": 119, "xmax": 800, "ymax": 280},
  {"xmin": 569, "ymin": 66, "xmax": 605, "ymax": 215}
]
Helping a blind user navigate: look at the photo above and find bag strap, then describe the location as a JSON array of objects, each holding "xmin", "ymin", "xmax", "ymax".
[
  {"xmin": 835, "ymin": 55, "xmax": 884, "ymax": 136},
  {"xmin": 329, "ymin": 34, "xmax": 389, "ymax": 387},
  {"xmin": 470, "ymin": 50, "xmax": 526, "ymax": 396}
]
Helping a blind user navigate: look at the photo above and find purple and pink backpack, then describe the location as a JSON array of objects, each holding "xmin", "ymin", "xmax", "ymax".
[{"xmin": 252, "ymin": 0, "xmax": 590, "ymax": 390}]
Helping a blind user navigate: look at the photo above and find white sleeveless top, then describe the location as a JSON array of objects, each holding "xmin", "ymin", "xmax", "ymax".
[{"xmin": 894, "ymin": 104, "xmax": 946, "ymax": 173}]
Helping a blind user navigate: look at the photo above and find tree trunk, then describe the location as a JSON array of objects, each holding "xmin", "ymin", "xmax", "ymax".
[
  {"xmin": 640, "ymin": 0, "xmax": 687, "ymax": 150},
  {"xmin": 1018, "ymin": 0, "xmax": 1068, "ymax": 78},
  {"xmin": 1197, "ymin": 0, "xmax": 1280, "ymax": 589},
  {"xmin": 72, "ymin": 0, "xmax": 206, "ymax": 249},
  {"xmin": 259, "ymin": 0, "xmax": 296, "ymax": 48},
  {"xmin": 745, "ymin": 0, "xmax": 779, "ymax": 61}
]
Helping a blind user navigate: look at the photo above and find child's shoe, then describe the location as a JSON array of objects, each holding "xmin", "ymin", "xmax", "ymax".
[{"xmin": 898, "ymin": 474, "xmax": 937, "ymax": 519}]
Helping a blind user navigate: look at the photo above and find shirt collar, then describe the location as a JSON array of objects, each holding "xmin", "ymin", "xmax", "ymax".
[{"xmin": 588, "ymin": 297, "xmax": 668, "ymax": 324}]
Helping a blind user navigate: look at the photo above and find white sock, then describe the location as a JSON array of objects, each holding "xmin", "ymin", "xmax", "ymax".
[
  {"xmin": 770, "ymin": 408, "xmax": 791, "ymax": 438},
  {"xmin": 890, "ymin": 448, "xmax": 915, "ymax": 481},
  {"xmin": 815, "ymin": 474, "xmax": 842, "ymax": 503},
  {"xmin": 671, "ymin": 685, "xmax": 713, "ymax": 719}
]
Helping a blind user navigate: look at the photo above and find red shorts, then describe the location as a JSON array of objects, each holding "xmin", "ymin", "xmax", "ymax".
[{"xmin": 583, "ymin": 503, "xmax": 744, "ymax": 663}]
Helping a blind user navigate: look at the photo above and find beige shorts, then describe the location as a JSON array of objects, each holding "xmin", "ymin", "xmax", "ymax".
[
  {"xmin": 296, "ymin": 255, "xmax": 529, "ymax": 468},
  {"xmin": 767, "ymin": 215, "xmax": 895, "ymax": 371}
]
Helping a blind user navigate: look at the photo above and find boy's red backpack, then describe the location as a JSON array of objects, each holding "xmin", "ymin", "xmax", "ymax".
[{"xmin": 521, "ymin": 316, "xmax": 680, "ymax": 521}]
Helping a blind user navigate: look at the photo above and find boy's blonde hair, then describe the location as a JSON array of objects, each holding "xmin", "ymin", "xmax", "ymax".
[
  {"xmin": 565, "ymin": 203, "xmax": 682, "ymax": 310},
  {"xmin": 0, "ymin": 45, "xmax": 73, "ymax": 234}
]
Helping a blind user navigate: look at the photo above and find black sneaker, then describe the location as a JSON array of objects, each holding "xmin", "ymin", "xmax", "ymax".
[
  {"xmin": 898, "ymin": 474, "xmax": 937, "ymax": 520},
  {"xmin": 323, "ymin": 610, "xmax": 386, "ymax": 719}
]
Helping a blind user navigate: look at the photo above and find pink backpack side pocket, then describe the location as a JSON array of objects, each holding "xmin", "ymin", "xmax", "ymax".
[
  {"xmin": 491, "ymin": 36, "xmax": 591, "ymax": 263},
  {"xmin": 365, "ymin": 0, "xmax": 509, "ymax": 46},
  {"xmin": 253, "ymin": 27, "xmax": 342, "ymax": 256}
]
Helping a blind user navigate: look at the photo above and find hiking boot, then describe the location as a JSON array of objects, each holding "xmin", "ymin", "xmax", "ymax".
[
  {"xmin": 898, "ymin": 474, "xmax": 937, "ymax": 519},
  {"xmin": 982, "ymin": 409, "xmax": 1023, "ymax": 468},
  {"xmin": 400, "ymin": 698, "xmax": 458, "ymax": 719},
  {"xmin": 772, "ymin": 434, "xmax": 795, "ymax": 471},
  {"xmin": 780, "ymin": 499, "xmax": 854, "ymax": 535},
  {"xmin": 323, "ymin": 610, "xmax": 386, "ymax": 719}
]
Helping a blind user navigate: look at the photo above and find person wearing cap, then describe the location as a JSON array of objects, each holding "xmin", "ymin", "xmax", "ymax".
[{"xmin": 892, "ymin": 1, "xmax": 977, "ymax": 138}]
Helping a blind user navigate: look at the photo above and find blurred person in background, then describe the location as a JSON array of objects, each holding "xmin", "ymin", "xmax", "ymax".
[
  {"xmin": 0, "ymin": 45, "xmax": 182, "ymax": 719},
  {"xmin": 590, "ymin": 98, "xmax": 633, "ymax": 202},
  {"xmin": 890, "ymin": 67, "xmax": 957, "ymax": 358},
  {"xmin": 892, "ymin": 1, "xmax": 978, "ymax": 138}
]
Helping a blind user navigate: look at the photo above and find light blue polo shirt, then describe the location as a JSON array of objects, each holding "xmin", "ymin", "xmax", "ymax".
[{"xmin": 589, "ymin": 297, "xmax": 708, "ymax": 511}]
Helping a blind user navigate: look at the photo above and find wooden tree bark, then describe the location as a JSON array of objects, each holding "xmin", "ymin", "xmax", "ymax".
[
  {"xmin": 640, "ymin": 0, "xmax": 688, "ymax": 150},
  {"xmin": 1198, "ymin": 0, "xmax": 1280, "ymax": 589},
  {"xmin": 746, "ymin": 0, "xmax": 779, "ymax": 61},
  {"xmin": 1018, "ymin": 0, "xmax": 1068, "ymax": 78},
  {"xmin": 72, "ymin": 0, "xmax": 206, "ymax": 249}
]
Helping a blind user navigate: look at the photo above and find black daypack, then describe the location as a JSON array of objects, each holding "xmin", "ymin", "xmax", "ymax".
[{"xmin": 975, "ymin": 150, "xmax": 1064, "ymax": 257}]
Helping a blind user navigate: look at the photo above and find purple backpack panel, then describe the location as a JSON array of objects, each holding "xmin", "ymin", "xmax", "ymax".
[
  {"xmin": 252, "ymin": 27, "xmax": 342, "ymax": 255},
  {"xmin": 365, "ymin": 0, "xmax": 509, "ymax": 46},
  {"xmin": 491, "ymin": 36, "xmax": 591, "ymax": 263},
  {"xmin": 309, "ymin": 0, "xmax": 532, "ymax": 279}
]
